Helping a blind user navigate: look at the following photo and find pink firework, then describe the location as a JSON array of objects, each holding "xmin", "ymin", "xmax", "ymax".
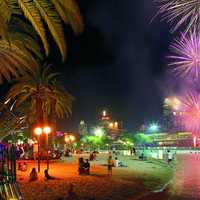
[
  {"xmin": 154, "ymin": 0, "xmax": 200, "ymax": 33},
  {"xmin": 178, "ymin": 92, "xmax": 200, "ymax": 134},
  {"xmin": 169, "ymin": 31, "xmax": 200, "ymax": 78}
]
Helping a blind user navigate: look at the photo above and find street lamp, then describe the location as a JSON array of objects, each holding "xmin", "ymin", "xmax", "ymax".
[
  {"xmin": 34, "ymin": 125, "xmax": 51, "ymax": 172},
  {"xmin": 43, "ymin": 126, "xmax": 51, "ymax": 170},
  {"xmin": 34, "ymin": 127, "xmax": 42, "ymax": 172}
]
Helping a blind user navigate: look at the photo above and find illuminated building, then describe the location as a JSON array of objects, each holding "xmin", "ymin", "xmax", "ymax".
[
  {"xmin": 99, "ymin": 110, "xmax": 123, "ymax": 138},
  {"xmin": 78, "ymin": 120, "xmax": 88, "ymax": 136}
]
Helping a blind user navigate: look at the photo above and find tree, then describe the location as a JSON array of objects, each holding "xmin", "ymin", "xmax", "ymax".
[
  {"xmin": 133, "ymin": 133, "xmax": 153, "ymax": 146},
  {"xmin": 5, "ymin": 65, "xmax": 74, "ymax": 128},
  {"xmin": 0, "ymin": 0, "xmax": 83, "ymax": 59}
]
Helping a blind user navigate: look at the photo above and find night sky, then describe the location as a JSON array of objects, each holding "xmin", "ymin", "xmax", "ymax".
[{"xmin": 51, "ymin": 0, "xmax": 175, "ymax": 131}]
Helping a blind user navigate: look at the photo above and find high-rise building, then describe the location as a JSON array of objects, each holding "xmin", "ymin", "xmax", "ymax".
[{"xmin": 78, "ymin": 120, "xmax": 88, "ymax": 136}]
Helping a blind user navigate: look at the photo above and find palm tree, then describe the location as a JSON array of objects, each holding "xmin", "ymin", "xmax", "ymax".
[
  {"xmin": 0, "ymin": 0, "xmax": 83, "ymax": 59},
  {"xmin": 5, "ymin": 65, "xmax": 74, "ymax": 128}
]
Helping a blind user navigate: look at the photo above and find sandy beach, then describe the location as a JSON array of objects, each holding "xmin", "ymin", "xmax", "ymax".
[{"xmin": 17, "ymin": 154, "xmax": 173, "ymax": 200}]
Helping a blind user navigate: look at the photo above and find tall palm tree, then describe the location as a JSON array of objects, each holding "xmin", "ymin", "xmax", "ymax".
[
  {"xmin": 5, "ymin": 65, "xmax": 74, "ymax": 128},
  {"xmin": 0, "ymin": 0, "xmax": 83, "ymax": 59}
]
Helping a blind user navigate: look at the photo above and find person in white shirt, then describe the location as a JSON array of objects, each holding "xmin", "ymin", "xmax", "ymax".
[{"xmin": 167, "ymin": 150, "xmax": 173, "ymax": 165}]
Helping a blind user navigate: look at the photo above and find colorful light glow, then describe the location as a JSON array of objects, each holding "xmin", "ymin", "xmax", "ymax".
[
  {"xmin": 165, "ymin": 97, "xmax": 181, "ymax": 111},
  {"xmin": 193, "ymin": 136, "xmax": 197, "ymax": 147},
  {"xmin": 94, "ymin": 127, "xmax": 104, "ymax": 137},
  {"xmin": 148, "ymin": 123, "xmax": 159, "ymax": 132},
  {"xmin": 154, "ymin": 0, "xmax": 200, "ymax": 33},
  {"xmin": 169, "ymin": 32, "xmax": 200, "ymax": 79},
  {"xmin": 177, "ymin": 92, "xmax": 200, "ymax": 134}
]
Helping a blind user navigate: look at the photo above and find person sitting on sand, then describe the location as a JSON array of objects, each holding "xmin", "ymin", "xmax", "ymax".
[
  {"xmin": 29, "ymin": 168, "xmax": 38, "ymax": 182},
  {"xmin": 19, "ymin": 162, "xmax": 27, "ymax": 171},
  {"xmin": 114, "ymin": 157, "xmax": 126, "ymax": 167},
  {"xmin": 84, "ymin": 159, "xmax": 90, "ymax": 175},
  {"xmin": 78, "ymin": 157, "xmax": 85, "ymax": 175},
  {"xmin": 44, "ymin": 169, "xmax": 55, "ymax": 180}
]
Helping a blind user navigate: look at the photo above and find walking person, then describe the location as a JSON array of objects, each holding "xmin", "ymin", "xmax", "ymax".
[
  {"xmin": 167, "ymin": 150, "xmax": 173, "ymax": 165},
  {"xmin": 107, "ymin": 155, "xmax": 114, "ymax": 176}
]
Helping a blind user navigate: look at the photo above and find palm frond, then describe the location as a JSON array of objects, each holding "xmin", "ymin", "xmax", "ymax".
[
  {"xmin": 18, "ymin": 0, "xmax": 49, "ymax": 55},
  {"xmin": 0, "ymin": 39, "xmax": 38, "ymax": 83},
  {"xmin": 33, "ymin": 0, "xmax": 66, "ymax": 59},
  {"xmin": 57, "ymin": 0, "xmax": 84, "ymax": 34}
]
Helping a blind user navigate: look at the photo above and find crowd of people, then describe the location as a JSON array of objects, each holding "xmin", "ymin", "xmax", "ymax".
[{"xmin": 20, "ymin": 147, "xmax": 174, "ymax": 184}]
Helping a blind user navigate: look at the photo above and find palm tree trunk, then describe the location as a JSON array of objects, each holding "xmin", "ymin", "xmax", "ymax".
[
  {"xmin": 36, "ymin": 96, "xmax": 44, "ymax": 125},
  {"xmin": 51, "ymin": 99, "xmax": 57, "ymax": 148}
]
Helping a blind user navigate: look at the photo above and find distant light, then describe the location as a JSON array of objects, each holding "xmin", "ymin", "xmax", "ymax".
[
  {"xmin": 165, "ymin": 96, "xmax": 181, "ymax": 111},
  {"xmin": 109, "ymin": 123, "xmax": 114, "ymax": 128},
  {"xmin": 94, "ymin": 127, "xmax": 104, "ymax": 137},
  {"xmin": 148, "ymin": 123, "xmax": 159, "ymax": 133},
  {"xmin": 65, "ymin": 137, "xmax": 70, "ymax": 143},
  {"xmin": 80, "ymin": 120, "xmax": 85, "ymax": 125},
  {"xmin": 193, "ymin": 136, "xmax": 197, "ymax": 147},
  {"xmin": 69, "ymin": 135, "xmax": 75, "ymax": 141},
  {"xmin": 102, "ymin": 110, "xmax": 107, "ymax": 117}
]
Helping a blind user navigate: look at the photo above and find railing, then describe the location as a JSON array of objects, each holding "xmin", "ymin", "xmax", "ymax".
[{"xmin": 0, "ymin": 143, "xmax": 23, "ymax": 200}]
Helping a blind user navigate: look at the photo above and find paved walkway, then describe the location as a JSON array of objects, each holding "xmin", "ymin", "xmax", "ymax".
[
  {"xmin": 138, "ymin": 153, "xmax": 200, "ymax": 200},
  {"xmin": 169, "ymin": 153, "xmax": 200, "ymax": 200}
]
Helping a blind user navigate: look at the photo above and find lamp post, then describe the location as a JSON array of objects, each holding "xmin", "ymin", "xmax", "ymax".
[
  {"xmin": 34, "ymin": 127, "xmax": 42, "ymax": 173},
  {"xmin": 34, "ymin": 126, "xmax": 51, "ymax": 172},
  {"xmin": 43, "ymin": 126, "xmax": 51, "ymax": 170}
]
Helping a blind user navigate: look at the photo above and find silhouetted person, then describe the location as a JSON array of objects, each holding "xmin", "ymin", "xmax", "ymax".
[
  {"xmin": 78, "ymin": 157, "xmax": 85, "ymax": 175},
  {"xmin": 84, "ymin": 159, "xmax": 90, "ymax": 175},
  {"xmin": 29, "ymin": 168, "xmax": 38, "ymax": 182},
  {"xmin": 107, "ymin": 155, "xmax": 114, "ymax": 176},
  {"xmin": 133, "ymin": 147, "xmax": 136, "ymax": 156},
  {"xmin": 44, "ymin": 169, "xmax": 55, "ymax": 180}
]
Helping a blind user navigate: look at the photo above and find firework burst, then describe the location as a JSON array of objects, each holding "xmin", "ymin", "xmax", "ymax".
[
  {"xmin": 154, "ymin": 0, "xmax": 200, "ymax": 32},
  {"xmin": 169, "ymin": 31, "xmax": 200, "ymax": 78},
  {"xmin": 178, "ymin": 92, "xmax": 200, "ymax": 134}
]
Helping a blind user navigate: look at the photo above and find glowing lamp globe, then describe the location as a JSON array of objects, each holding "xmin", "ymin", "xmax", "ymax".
[
  {"xmin": 34, "ymin": 127, "xmax": 42, "ymax": 136},
  {"xmin": 65, "ymin": 137, "xmax": 70, "ymax": 143},
  {"xmin": 69, "ymin": 135, "xmax": 75, "ymax": 141},
  {"xmin": 43, "ymin": 126, "xmax": 51, "ymax": 134}
]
